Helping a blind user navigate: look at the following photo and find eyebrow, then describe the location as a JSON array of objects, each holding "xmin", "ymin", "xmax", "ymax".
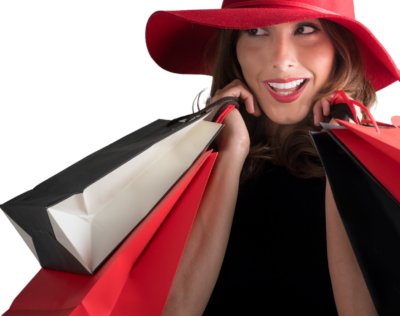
[{"xmin": 259, "ymin": 21, "xmax": 322, "ymax": 31}]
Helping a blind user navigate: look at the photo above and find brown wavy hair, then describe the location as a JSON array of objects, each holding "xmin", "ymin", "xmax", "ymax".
[{"xmin": 203, "ymin": 18, "xmax": 377, "ymax": 182}]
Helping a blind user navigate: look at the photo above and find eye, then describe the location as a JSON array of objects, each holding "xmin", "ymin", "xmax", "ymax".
[
  {"xmin": 295, "ymin": 25, "xmax": 319, "ymax": 35},
  {"xmin": 246, "ymin": 28, "xmax": 268, "ymax": 36}
]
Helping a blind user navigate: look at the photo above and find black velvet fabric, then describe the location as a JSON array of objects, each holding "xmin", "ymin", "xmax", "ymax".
[{"xmin": 203, "ymin": 161, "xmax": 338, "ymax": 315}]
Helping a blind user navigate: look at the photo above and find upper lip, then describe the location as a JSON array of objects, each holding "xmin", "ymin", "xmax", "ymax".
[{"xmin": 263, "ymin": 77, "xmax": 309, "ymax": 83}]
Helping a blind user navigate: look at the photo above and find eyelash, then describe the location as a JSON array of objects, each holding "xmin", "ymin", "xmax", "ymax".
[{"xmin": 245, "ymin": 25, "xmax": 320, "ymax": 37}]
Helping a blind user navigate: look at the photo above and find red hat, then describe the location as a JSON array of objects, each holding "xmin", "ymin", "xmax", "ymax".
[{"xmin": 146, "ymin": 0, "xmax": 400, "ymax": 92}]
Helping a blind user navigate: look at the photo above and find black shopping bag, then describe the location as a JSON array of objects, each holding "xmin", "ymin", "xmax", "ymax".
[
  {"xmin": 311, "ymin": 91, "xmax": 400, "ymax": 314},
  {"xmin": 0, "ymin": 97, "xmax": 238, "ymax": 275}
]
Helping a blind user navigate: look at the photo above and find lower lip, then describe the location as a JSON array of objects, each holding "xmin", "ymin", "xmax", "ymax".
[{"xmin": 263, "ymin": 80, "xmax": 308, "ymax": 103}]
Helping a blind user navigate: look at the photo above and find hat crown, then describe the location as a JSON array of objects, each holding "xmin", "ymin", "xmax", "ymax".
[{"xmin": 221, "ymin": 0, "xmax": 355, "ymax": 19}]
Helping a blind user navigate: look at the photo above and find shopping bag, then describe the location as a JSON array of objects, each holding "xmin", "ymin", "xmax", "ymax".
[
  {"xmin": 0, "ymin": 104, "xmax": 225, "ymax": 275},
  {"xmin": 2, "ymin": 150, "xmax": 217, "ymax": 316},
  {"xmin": 310, "ymin": 91, "xmax": 400, "ymax": 314},
  {"xmin": 1, "ymin": 97, "xmax": 239, "ymax": 316}
]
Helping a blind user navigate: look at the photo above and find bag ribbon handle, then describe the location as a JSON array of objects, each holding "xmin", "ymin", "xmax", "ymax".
[{"xmin": 330, "ymin": 90, "xmax": 380, "ymax": 134}]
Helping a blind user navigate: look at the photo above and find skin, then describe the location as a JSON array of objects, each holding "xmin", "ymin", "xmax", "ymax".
[{"xmin": 237, "ymin": 19, "xmax": 335, "ymax": 129}]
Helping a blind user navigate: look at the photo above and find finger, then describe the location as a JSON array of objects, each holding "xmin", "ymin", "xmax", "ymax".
[
  {"xmin": 321, "ymin": 97, "xmax": 331, "ymax": 117},
  {"xmin": 207, "ymin": 85, "xmax": 256, "ymax": 119},
  {"xmin": 211, "ymin": 80, "xmax": 255, "ymax": 110},
  {"xmin": 328, "ymin": 117, "xmax": 340, "ymax": 126},
  {"xmin": 233, "ymin": 82, "xmax": 259, "ymax": 115},
  {"xmin": 219, "ymin": 80, "xmax": 257, "ymax": 114},
  {"xmin": 324, "ymin": 115, "xmax": 332, "ymax": 124},
  {"xmin": 213, "ymin": 79, "xmax": 268, "ymax": 118},
  {"xmin": 313, "ymin": 99, "xmax": 323, "ymax": 126},
  {"xmin": 226, "ymin": 85, "xmax": 256, "ymax": 115},
  {"xmin": 250, "ymin": 98, "xmax": 261, "ymax": 117}
]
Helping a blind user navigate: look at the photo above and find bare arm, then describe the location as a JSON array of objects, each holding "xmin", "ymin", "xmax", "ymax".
[
  {"xmin": 325, "ymin": 179, "xmax": 378, "ymax": 315},
  {"xmin": 162, "ymin": 141, "xmax": 247, "ymax": 316},
  {"xmin": 161, "ymin": 115, "xmax": 248, "ymax": 315}
]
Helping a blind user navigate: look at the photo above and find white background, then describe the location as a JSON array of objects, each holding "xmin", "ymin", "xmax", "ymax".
[{"xmin": 0, "ymin": 0, "xmax": 399, "ymax": 312}]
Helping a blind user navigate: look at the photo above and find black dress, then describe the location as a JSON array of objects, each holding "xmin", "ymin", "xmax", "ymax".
[{"xmin": 203, "ymin": 161, "xmax": 338, "ymax": 315}]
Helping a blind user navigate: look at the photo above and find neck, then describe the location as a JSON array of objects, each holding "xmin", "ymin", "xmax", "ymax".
[{"xmin": 265, "ymin": 116, "xmax": 300, "ymax": 146}]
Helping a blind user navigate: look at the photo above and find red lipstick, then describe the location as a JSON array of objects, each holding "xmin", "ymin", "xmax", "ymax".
[{"xmin": 263, "ymin": 78, "xmax": 309, "ymax": 103}]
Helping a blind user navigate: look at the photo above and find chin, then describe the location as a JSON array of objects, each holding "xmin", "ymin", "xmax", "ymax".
[
  {"xmin": 265, "ymin": 112, "xmax": 309, "ymax": 126},
  {"xmin": 259, "ymin": 98, "xmax": 312, "ymax": 126}
]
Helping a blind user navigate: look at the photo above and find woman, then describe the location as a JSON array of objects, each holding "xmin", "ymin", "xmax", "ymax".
[{"xmin": 145, "ymin": 0, "xmax": 400, "ymax": 315}]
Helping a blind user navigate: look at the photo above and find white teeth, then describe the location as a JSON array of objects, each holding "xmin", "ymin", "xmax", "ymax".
[{"xmin": 268, "ymin": 79, "xmax": 306, "ymax": 90}]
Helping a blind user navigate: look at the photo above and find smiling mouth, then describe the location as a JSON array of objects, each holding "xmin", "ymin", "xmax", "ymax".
[{"xmin": 266, "ymin": 79, "xmax": 308, "ymax": 95}]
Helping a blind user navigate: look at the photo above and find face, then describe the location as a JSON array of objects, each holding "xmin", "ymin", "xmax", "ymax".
[{"xmin": 236, "ymin": 19, "xmax": 335, "ymax": 125}]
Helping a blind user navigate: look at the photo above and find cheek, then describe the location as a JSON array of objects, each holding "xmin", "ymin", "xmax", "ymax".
[
  {"xmin": 302, "ymin": 40, "xmax": 336, "ymax": 84},
  {"xmin": 236, "ymin": 40, "xmax": 266, "ymax": 82}
]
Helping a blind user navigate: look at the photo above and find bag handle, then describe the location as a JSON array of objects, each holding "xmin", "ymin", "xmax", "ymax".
[
  {"xmin": 213, "ymin": 104, "xmax": 237, "ymax": 124},
  {"xmin": 361, "ymin": 119, "xmax": 395, "ymax": 127},
  {"xmin": 166, "ymin": 97, "xmax": 240, "ymax": 127},
  {"xmin": 210, "ymin": 97, "xmax": 240, "ymax": 123},
  {"xmin": 330, "ymin": 90, "xmax": 380, "ymax": 134}
]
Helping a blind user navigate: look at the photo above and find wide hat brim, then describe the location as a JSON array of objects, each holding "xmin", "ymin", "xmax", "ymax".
[{"xmin": 146, "ymin": 7, "xmax": 400, "ymax": 92}]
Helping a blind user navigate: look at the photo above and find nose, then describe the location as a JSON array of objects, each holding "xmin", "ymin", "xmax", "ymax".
[{"xmin": 269, "ymin": 33, "xmax": 298, "ymax": 71}]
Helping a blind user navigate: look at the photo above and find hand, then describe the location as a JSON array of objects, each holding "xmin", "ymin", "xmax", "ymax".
[
  {"xmin": 206, "ymin": 79, "xmax": 261, "ymax": 155},
  {"xmin": 313, "ymin": 93, "xmax": 362, "ymax": 128}
]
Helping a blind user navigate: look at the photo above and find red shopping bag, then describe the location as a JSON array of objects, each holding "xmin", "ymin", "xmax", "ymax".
[
  {"xmin": 311, "ymin": 90, "xmax": 400, "ymax": 314},
  {"xmin": 328, "ymin": 91, "xmax": 400, "ymax": 201},
  {"xmin": 109, "ymin": 152, "xmax": 216, "ymax": 316},
  {"xmin": 3, "ymin": 150, "xmax": 216, "ymax": 316}
]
